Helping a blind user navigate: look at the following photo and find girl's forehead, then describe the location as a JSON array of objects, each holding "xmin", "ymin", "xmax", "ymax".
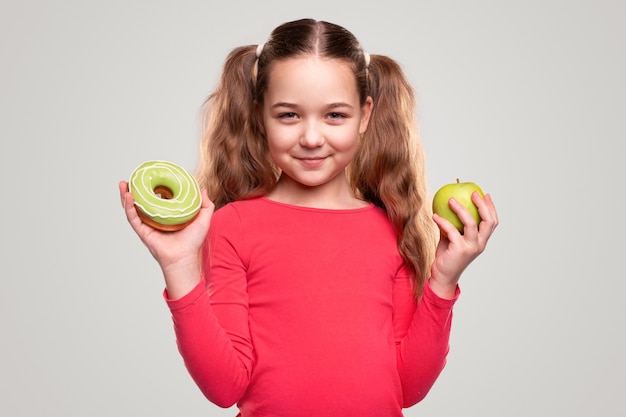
[
  {"xmin": 265, "ymin": 57, "xmax": 359, "ymax": 105},
  {"xmin": 267, "ymin": 56, "xmax": 355, "ymax": 87}
]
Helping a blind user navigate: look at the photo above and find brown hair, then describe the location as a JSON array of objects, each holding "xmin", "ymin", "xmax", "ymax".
[{"xmin": 196, "ymin": 18, "xmax": 437, "ymax": 299}]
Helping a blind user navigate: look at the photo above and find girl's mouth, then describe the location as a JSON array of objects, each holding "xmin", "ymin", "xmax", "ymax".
[{"xmin": 297, "ymin": 157, "xmax": 326, "ymax": 167}]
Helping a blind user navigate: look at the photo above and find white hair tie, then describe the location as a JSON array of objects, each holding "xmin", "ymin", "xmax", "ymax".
[
  {"xmin": 256, "ymin": 43, "xmax": 265, "ymax": 58},
  {"xmin": 363, "ymin": 51, "xmax": 371, "ymax": 68}
]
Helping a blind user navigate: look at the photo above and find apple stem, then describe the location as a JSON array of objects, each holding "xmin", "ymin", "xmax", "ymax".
[{"xmin": 456, "ymin": 178, "xmax": 460, "ymax": 184}]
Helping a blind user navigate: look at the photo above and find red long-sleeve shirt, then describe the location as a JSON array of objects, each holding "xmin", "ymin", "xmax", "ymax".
[{"xmin": 166, "ymin": 197, "xmax": 459, "ymax": 416}]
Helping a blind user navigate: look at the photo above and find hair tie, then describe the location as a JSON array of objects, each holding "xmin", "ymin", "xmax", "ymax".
[
  {"xmin": 363, "ymin": 51, "xmax": 370, "ymax": 68},
  {"xmin": 256, "ymin": 43, "xmax": 265, "ymax": 58}
]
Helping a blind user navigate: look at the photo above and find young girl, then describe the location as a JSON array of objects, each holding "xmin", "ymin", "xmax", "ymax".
[{"xmin": 120, "ymin": 18, "xmax": 498, "ymax": 417}]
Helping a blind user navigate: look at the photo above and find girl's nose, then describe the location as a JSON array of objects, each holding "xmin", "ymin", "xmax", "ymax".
[{"xmin": 299, "ymin": 122, "xmax": 324, "ymax": 148}]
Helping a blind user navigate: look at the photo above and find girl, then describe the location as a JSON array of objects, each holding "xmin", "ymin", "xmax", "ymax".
[{"xmin": 120, "ymin": 18, "xmax": 498, "ymax": 417}]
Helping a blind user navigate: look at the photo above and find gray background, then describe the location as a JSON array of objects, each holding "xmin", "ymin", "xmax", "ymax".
[{"xmin": 1, "ymin": 0, "xmax": 624, "ymax": 416}]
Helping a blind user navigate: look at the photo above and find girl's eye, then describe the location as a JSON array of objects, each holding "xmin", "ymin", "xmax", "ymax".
[
  {"xmin": 279, "ymin": 112, "xmax": 298, "ymax": 119},
  {"xmin": 328, "ymin": 112, "xmax": 346, "ymax": 120}
]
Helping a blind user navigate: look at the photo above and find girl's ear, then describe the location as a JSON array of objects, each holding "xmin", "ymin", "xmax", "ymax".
[
  {"xmin": 254, "ymin": 101, "xmax": 266, "ymax": 135},
  {"xmin": 359, "ymin": 96, "xmax": 374, "ymax": 135}
]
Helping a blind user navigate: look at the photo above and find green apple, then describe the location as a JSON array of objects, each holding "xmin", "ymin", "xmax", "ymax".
[{"xmin": 432, "ymin": 179, "xmax": 484, "ymax": 234}]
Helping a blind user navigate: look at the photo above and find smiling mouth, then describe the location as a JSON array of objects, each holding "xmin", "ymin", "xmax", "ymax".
[{"xmin": 297, "ymin": 156, "xmax": 326, "ymax": 167}]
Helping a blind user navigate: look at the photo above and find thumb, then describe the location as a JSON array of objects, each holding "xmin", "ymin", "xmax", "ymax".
[{"xmin": 193, "ymin": 189, "xmax": 215, "ymax": 230}]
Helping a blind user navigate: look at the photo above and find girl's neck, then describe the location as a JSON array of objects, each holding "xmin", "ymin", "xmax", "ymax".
[{"xmin": 265, "ymin": 174, "xmax": 369, "ymax": 210}]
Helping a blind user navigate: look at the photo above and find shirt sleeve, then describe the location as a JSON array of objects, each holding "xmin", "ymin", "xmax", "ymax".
[
  {"xmin": 164, "ymin": 205, "xmax": 254, "ymax": 408},
  {"xmin": 393, "ymin": 269, "xmax": 460, "ymax": 407}
]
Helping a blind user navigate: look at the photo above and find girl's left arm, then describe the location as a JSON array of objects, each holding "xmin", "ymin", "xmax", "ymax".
[{"xmin": 395, "ymin": 192, "xmax": 498, "ymax": 406}]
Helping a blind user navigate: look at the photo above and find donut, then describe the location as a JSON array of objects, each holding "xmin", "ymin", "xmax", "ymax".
[{"xmin": 128, "ymin": 160, "xmax": 201, "ymax": 231}]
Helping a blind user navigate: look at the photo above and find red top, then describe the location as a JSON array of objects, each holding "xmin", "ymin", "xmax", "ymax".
[{"xmin": 166, "ymin": 198, "xmax": 459, "ymax": 416}]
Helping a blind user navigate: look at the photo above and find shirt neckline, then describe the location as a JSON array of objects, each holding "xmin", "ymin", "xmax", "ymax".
[{"xmin": 259, "ymin": 196, "xmax": 376, "ymax": 213}]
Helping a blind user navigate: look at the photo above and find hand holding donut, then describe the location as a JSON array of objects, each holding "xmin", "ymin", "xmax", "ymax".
[{"xmin": 119, "ymin": 160, "xmax": 214, "ymax": 298}]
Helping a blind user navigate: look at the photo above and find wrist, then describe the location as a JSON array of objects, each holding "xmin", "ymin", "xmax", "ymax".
[
  {"xmin": 161, "ymin": 255, "xmax": 202, "ymax": 300},
  {"xmin": 427, "ymin": 276, "xmax": 458, "ymax": 300}
]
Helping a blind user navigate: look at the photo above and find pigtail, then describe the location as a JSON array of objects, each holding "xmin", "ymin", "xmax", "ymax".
[
  {"xmin": 196, "ymin": 45, "xmax": 277, "ymax": 209},
  {"xmin": 351, "ymin": 54, "xmax": 437, "ymax": 300}
]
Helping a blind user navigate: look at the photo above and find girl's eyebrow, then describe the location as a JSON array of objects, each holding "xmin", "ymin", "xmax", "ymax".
[
  {"xmin": 270, "ymin": 102, "xmax": 298, "ymax": 109},
  {"xmin": 327, "ymin": 102, "xmax": 354, "ymax": 109},
  {"xmin": 270, "ymin": 102, "xmax": 354, "ymax": 109}
]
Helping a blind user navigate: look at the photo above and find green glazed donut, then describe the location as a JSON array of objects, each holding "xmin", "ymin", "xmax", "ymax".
[{"xmin": 129, "ymin": 160, "xmax": 201, "ymax": 231}]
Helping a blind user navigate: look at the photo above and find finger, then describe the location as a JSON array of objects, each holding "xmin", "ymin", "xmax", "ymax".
[
  {"xmin": 200, "ymin": 189, "xmax": 215, "ymax": 211},
  {"xmin": 448, "ymin": 197, "xmax": 479, "ymax": 239},
  {"xmin": 121, "ymin": 189, "xmax": 146, "ymax": 233},
  {"xmin": 483, "ymin": 194, "xmax": 499, "ymax": 226},
  {"xmin": 194, "ymin": 189, "xmax": 214, "ymax": 222},
  {"xmin": 475, "ymin": 193, "xmax": 499, "ymax": 234},
  {"xmin": 119, "ymin": 181, "xmax": 129, "ymax": 208},
  {"xmin": 191, "ymin": 189, "xmax": 215, "ymax": 230},
  {"xmin": 471, "ymin": 195, "xmax": 498, "ymax": 250},
  {"xmin": 118, "ymin": 180, "xmax": 151, "ymax": 241},
  {"xmin": 433, "ymin": 213, "xmax": 460, "ymax": 241}
]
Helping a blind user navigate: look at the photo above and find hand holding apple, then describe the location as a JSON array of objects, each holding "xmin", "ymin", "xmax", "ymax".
[
  {"xmin": 432, "ymin": 179, "xmax": 484, "ymax": 235},
  {"xmin": 428, "ymin": 179, "xmax": 499, "ymax": 299}
]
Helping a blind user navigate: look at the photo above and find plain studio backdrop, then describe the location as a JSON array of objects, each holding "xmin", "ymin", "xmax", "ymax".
[{"xmin": 1, "ymin": 0, "xmax": 623, "ymax": 416}]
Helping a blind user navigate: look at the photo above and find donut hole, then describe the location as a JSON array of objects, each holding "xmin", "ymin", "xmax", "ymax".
[{"xmin": 153, "ymin": 185, "xmax": 174, "ymax": 200}]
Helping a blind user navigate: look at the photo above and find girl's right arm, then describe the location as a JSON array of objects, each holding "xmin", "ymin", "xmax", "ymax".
[{"xmin": 119, "ymin": 182, "xmax": 253, "ymax": 406}]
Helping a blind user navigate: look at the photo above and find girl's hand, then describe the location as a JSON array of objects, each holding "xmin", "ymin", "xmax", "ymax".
[
  {"xmin": 429, "ymin": 192, "xmax": 499, "ymax": 299},
  {"xmin": 119, "ymin": 181, "xmax": 215, "ymax": 297}
]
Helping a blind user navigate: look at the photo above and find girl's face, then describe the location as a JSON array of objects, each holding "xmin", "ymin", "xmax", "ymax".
[{"xmin": 260, "ymin": 56, "xmax": 372, "ymax": 204}]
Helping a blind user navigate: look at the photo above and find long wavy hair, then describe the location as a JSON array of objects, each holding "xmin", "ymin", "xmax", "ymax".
[{"xmin": 196, "ymin": 18, "xmax": 437, "ymax": 299}]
